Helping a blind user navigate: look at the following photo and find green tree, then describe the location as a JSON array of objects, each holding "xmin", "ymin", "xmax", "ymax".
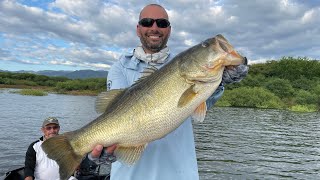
[
  {"xmin": 267, "ymin": 57, "xmax": 320, "ymax": 81},
  {"xmin": 218, "ymin": 87, "xmax": 284, "ymax": 109},
  {"xmin": 263, "ymin": 78, "xmax": 294, "ymax": 98},
  {"xmin": 292, "ymin": 76, "xmax": 315, "ymax": 91},
  {"xmin": 294, "ymin": 89, "xmax": 318, "ymax": 105}
]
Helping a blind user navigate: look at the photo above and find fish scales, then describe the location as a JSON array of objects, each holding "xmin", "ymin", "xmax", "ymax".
[
  {"xmin": 42, "ymin": 34, "xmax": 246, "ymax": 179},
  {"xmin": 79, "ymin": 61, "xmax": 193, "ymax": 147}
]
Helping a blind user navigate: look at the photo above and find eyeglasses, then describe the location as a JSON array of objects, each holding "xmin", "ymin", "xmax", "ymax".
[
  {"xmin": 138, "ymin": 18, "xmax": 170, "ymax": 28},
  {"xmin": 44, "ymin": 125, "xmax": 60, "ymax": 131}
]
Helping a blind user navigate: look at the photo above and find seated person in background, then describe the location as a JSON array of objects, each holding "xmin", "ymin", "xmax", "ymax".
[
  {"xmin": 24, "ymin": 117, "xmax": 66, "ymax": 180},
  {"xmin": 25, "ymin": 117, "xmax": 95, "ymax": 180}
]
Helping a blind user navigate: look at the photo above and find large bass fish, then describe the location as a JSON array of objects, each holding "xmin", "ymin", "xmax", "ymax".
[{"xmin": 42, "ymin": 34, "xmax": 246, "ymax": 179}]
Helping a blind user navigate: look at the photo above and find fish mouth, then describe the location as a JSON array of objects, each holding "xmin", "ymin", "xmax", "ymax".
[
  {"xmin": 180, "ymin": 34, "xmax": 247, "ymax": 84},
  {"xmin": 243, "ymin": 57, "xmax": 248, "ymax": 65},
  {"xmin": 224, "ymin": 51, "xmax": 246, "ymax": 66},
  {"xmin": 200, "ymin": 41, "xmax": 246, "ymax": 82},
  {"xmin": 213, "ymin": 35, "xmax": 246, "ymax": 66}
]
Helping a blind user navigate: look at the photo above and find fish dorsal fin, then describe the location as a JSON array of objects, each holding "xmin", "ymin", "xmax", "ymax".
[
  {"xmin": 192, "ymin": 102, "xmax": 207, "ymax": 123},
  {"xmin": 178, "ymin": 85, "xmax": 198, "ymax": 107},
  {"xmin": 141, "ymin": 65, "xmax": 158, "ymax": 77},
  {"xmin": 133, "ymin": 65, "xmax": 159, "ymax": 85},
  {"xmin": 95, "ymin": 89, "xmax": 125, "ymax": 113},
  {"xmin": 114, "ymin": 144, "xmax": 147, "ymax": 164}
]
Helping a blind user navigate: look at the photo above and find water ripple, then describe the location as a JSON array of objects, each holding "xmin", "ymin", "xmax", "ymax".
[
  {"xmin": 195, "ymin": 107, "xmax": 320, "ymax": 179},
  {"xmin": 0, "ymin": 89, "xmax": 319, "ymax": 179}
]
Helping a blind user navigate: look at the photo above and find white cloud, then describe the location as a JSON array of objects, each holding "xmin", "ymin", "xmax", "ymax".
[
  {"xmin": 0, "ymin": 0, "xmax": 319, "ymax": 71},
  {"xmin": 301, "ymin": 8, "xmax": 320, "ymax": 24}
]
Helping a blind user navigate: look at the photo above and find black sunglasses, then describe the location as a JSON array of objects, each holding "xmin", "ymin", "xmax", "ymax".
[{"xmin": 138, "ymin": 18, "xmax": 170, "ymax": 28}]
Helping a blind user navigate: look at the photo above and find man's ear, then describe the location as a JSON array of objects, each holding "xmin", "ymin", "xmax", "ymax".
[
  {"xmin": 41, "ymin": 127, "xmax": 45, "ymax": 134},
  {"xmin": 136, "ymin": 25, "xmax": 141, "ymax": 37}
]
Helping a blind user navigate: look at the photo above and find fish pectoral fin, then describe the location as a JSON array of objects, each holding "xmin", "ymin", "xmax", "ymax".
[
  {"xmin": 178, "ymin": 85, "xmax": 197, "ymax": 108},
  {"xmin": 95, "ymin": 89, "xmax": 125, "ymax": 113},
  {"xmin": 114, "ymin": 144, "xmax": 147, "ymax": 164},
  {"xmin": 192, "ymin": 102, "xmax": 207, "ymax": 123}
]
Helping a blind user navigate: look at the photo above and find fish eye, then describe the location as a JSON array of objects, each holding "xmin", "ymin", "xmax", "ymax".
[{"xmin": 201, "ymin": 41, "xmax": 209, "ymax": 47}]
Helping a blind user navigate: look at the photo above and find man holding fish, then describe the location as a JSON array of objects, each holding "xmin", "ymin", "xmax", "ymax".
[
  {"xmin": 88, "ymin": 3, "xmax": 248, "ymax": 180},
  {"xmin": 42, "ymin": 4, "xmax": 248, "ymax": 180}
]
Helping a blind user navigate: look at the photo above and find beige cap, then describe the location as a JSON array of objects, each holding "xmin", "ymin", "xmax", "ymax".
[{"xmin": 42, "ymin": 117, "xmax": 59, "ymax": 127}]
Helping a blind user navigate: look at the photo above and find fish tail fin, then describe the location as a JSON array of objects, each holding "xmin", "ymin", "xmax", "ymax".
[{"xmin": 42, "ymin": 133, "xmax": 83, "ymax": 180}]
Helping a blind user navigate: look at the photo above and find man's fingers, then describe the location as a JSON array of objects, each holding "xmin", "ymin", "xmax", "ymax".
[
  {"xmin": 91, "ymin": 144, "xmax": 104, "ymax": 158},
  {"xmin": 90, "ymin": 144, "xmax": 117, "ymax": 160},
  {"xmin": 106, "ymin": 144, "xmax": 117, "ymax": 154}
]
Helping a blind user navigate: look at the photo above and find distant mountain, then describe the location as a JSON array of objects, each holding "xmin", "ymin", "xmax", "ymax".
[
  {"xmin": 37, "ymin": 70, "xmax": 72, "ymax": 77},
  {"xmin": 62, "ymin": 70, "xmax": 108, "ymax": 79},
  {"xmin": 0, "ymin": 69, "xmax": 108, "ymax": 79}
]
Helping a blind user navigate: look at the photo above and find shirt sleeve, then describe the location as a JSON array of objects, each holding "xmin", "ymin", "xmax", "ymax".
[
  {"xmin": 206, "ymin": 62, "xmax": 248, "ymax": 109},
  {"xmin": 107, "ymin": 61, "xmax": 129, "ymax": 90},
  {"xmin": 76, "ymin": 155, "xmax": 98, "ymax": 176},
  {"xmin": 206, "ymin": 84, "xmax": 224, "ymax": 110},
  {"xmin": 24, "ymin": 143, "xmax": 36, "ymax": 178}
]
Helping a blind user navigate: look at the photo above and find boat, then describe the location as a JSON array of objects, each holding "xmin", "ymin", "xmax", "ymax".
[
  {"xmin": 3, "ymin": 167, "xmax": 24, "ymax": 180},
  {"xmin": 3, "ymin": 166, "xmax": 110, "ymax": 180}
]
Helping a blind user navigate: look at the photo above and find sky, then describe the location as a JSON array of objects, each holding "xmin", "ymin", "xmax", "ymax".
[{"xmin": 0, "ymin": 0, "xmax": 319, "ymax": 71}]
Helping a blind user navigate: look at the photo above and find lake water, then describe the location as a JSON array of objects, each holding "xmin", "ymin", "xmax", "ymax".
[{"xmin": 0, "ymin": 88, "xmax": 319, "ymax": 179}]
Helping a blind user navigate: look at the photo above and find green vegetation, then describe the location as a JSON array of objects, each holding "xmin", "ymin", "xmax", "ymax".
[
  {"xmin": 1, "ymin": 57, "xmax": 319, "ymax": 112},
  {"xmin": 216, "ymin": 87, "xmax": 285, "ymax": 109},
  {"xmin": 222, "ymin": 56, "xmax": 320, "ymax": 112},
  {"xmin": 0, "ymin": 71, "xmax": 106, "ymax": 96},
  {"xmin": 14, "ymin": 89, "xmax": 48, "ymax": 96},
  {"xmin": 0, "ymin": 72, "xmax": 69, "ymax": 87},
  {"xmin": 54, "ymin": 78, "xmax": 106, "ymax": 94},
  {"xmin": 289, "ymin": 104, "xmax": 318, "ymax": 113}
]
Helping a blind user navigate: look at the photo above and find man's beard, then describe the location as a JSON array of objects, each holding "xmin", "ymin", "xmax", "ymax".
[{"xmin": 140, "ymin": 32, "xmax": 168, "ymax": 53}]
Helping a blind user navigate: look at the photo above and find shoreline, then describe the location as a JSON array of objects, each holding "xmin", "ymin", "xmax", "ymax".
[
  {"xmin": 0, "ymin": 85, "xmax": 100, "ymax": 96},
  {"xmin": 1, "ymin": 85, "xmax": 318, "ymax": 113}
]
